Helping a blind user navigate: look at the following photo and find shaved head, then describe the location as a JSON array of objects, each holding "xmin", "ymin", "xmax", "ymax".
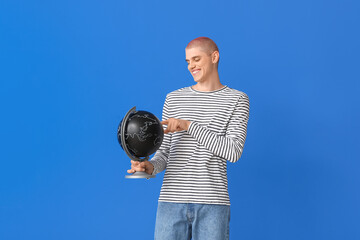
[
  {"xmin": 185, "ymin": 37, "xmax": 219, "ymax": 55},
  {"xmin": 186, "ymin": 37, "xmax": 220, "ymax": 68}
]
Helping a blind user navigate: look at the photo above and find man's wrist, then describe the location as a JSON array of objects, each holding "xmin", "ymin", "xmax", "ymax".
[{"xmin": 148, "ymin": 161, "xmax": 156, "ymax": 175}]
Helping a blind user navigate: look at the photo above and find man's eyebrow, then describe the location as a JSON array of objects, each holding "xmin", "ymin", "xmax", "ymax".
[{"xmin": 185, "ymin": 55, "xmax": 201, "ymax": 61}]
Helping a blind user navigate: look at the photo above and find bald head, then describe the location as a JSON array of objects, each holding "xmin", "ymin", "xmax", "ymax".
[
  {"xmin": 186, "ymin": 37, "xmax": 219, "ymax": 55},
  {"xmin": 186, "ymin": 37, "xmax": 220, "ymax": 68}
]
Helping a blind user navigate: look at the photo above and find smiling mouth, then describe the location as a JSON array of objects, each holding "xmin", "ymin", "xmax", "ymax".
[{"xmin": 192, "ymin": 70, "xmax": 200, "ymax": 75}]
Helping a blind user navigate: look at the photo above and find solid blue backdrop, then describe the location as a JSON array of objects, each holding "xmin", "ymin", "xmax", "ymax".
[{"xmin": 0, "ymin": 0, "xmax": 359, "ymax": 239}]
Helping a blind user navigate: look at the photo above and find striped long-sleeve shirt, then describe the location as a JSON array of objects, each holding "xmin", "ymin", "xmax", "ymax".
[{"xmin": 150, "ymin": 85, "xmax": 250, "ymax": 205}]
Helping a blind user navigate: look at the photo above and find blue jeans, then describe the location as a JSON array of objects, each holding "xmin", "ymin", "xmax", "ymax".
[{"xmin": 154, "ymin": 201, "xmax": 230, "ymax": 240}]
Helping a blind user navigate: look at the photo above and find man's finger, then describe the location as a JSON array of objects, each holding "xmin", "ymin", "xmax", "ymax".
[
  {"xmin": 133, "ymin": 164, "xmax": 145, "ymax": 171},
  {"xmin": 131, "ymin": 160, "xmax": 140, "ymax": 167}
]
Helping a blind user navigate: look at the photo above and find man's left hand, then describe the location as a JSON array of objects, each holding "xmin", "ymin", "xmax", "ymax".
[{"xmin": 161, "ymin": 118, "xmax": 191, "ymax": 134}]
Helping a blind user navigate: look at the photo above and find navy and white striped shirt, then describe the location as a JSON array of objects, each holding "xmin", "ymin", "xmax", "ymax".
[{"xmin": 150, "ymin": 85, "xmax": 250, "ymax": 205}]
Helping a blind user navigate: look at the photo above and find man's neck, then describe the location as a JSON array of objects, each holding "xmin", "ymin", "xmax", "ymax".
[{"xmin": 192, "ymin": 73, "xmax": 224, "ymax": 92}]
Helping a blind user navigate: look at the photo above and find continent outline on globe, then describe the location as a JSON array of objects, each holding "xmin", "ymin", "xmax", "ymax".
[{"xmin": 117, "ymin": 107, "xmax": 164, "ymax": 162}]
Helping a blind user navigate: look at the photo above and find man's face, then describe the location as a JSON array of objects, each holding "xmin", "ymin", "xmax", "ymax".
[{"xmin": 185, "ymin": 47, "xmax": 217, "ymax": 83}]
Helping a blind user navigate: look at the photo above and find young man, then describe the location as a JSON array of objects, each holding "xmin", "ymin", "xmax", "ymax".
[{"xmin": 128, "ymin": 37, "xmax": 250, "ymax": 240}]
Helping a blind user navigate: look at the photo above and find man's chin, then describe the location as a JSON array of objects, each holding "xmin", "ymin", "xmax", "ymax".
[{"xmin": 193, "ymin": 77, "xmax": 203, "ymax": 82}]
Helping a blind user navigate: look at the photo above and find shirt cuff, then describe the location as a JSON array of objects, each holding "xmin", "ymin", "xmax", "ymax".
[
  {"xmin": 187, "ymin": 121, "xmax": 201, "ymax": 138},
  {"xmin": 149, "ymin": 159, "xmax": 159, "ymax": 175},
  {"xmin": 187, "ymin": 121, "xmax": 197, "ymax": 134}
]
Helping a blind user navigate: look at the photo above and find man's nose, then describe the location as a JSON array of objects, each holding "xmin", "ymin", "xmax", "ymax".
[{"xmin": 188, "ymin": 61, "xmax": 195, "ymax": 69}]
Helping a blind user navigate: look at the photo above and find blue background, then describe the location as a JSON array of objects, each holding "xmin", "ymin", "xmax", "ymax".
[{"xmin": 1, "ymin": 0, "xmax": 359, "ymax": 239}]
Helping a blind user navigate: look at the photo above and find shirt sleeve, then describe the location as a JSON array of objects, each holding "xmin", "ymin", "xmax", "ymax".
[
  {"xmin": 149, "ymin": 95, "xmax": 172, "ymax": 175},
  {"xmin": 187, "ymin": 93, "xmax": 250, "ymax": 163}
]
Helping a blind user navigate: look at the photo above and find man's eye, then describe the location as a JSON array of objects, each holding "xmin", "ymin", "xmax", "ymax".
[{"xmin": 195, "ymin": 58, "xmax": 200, "ymax": 61}]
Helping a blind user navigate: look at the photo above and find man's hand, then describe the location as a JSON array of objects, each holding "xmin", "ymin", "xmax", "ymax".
[
  {"xmin": 161, "ymin": 118, "xmax": 191, "ymax": 134},
  {"xmin": 127, "ymin": 160, "xmax": 154, "ymax": 175}
]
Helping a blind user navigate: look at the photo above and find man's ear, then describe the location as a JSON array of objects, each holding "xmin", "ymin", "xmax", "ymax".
[{"xmin": 212, "ymin": 51, "xmax": 219, "ymax": 64}]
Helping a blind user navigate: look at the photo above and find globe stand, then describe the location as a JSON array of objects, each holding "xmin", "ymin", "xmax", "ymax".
[{"xmin": 125, "ymin": 171, "xmax": 155, "ymax": 179}]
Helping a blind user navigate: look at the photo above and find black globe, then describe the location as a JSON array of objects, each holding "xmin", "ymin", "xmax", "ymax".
[{"xmin": 117, "ymin": 107, "xmax": 164, "ymax": 161}]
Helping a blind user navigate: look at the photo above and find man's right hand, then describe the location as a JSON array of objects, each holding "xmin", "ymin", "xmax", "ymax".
[{"xmin": 127, "ymin": 160, "xmax": 154, "ymax": 175}]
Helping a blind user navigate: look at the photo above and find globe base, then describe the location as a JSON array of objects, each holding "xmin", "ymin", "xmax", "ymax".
[{"xmin": 125, "ymin": 171, "xmax": 156, "ymax": 179}]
